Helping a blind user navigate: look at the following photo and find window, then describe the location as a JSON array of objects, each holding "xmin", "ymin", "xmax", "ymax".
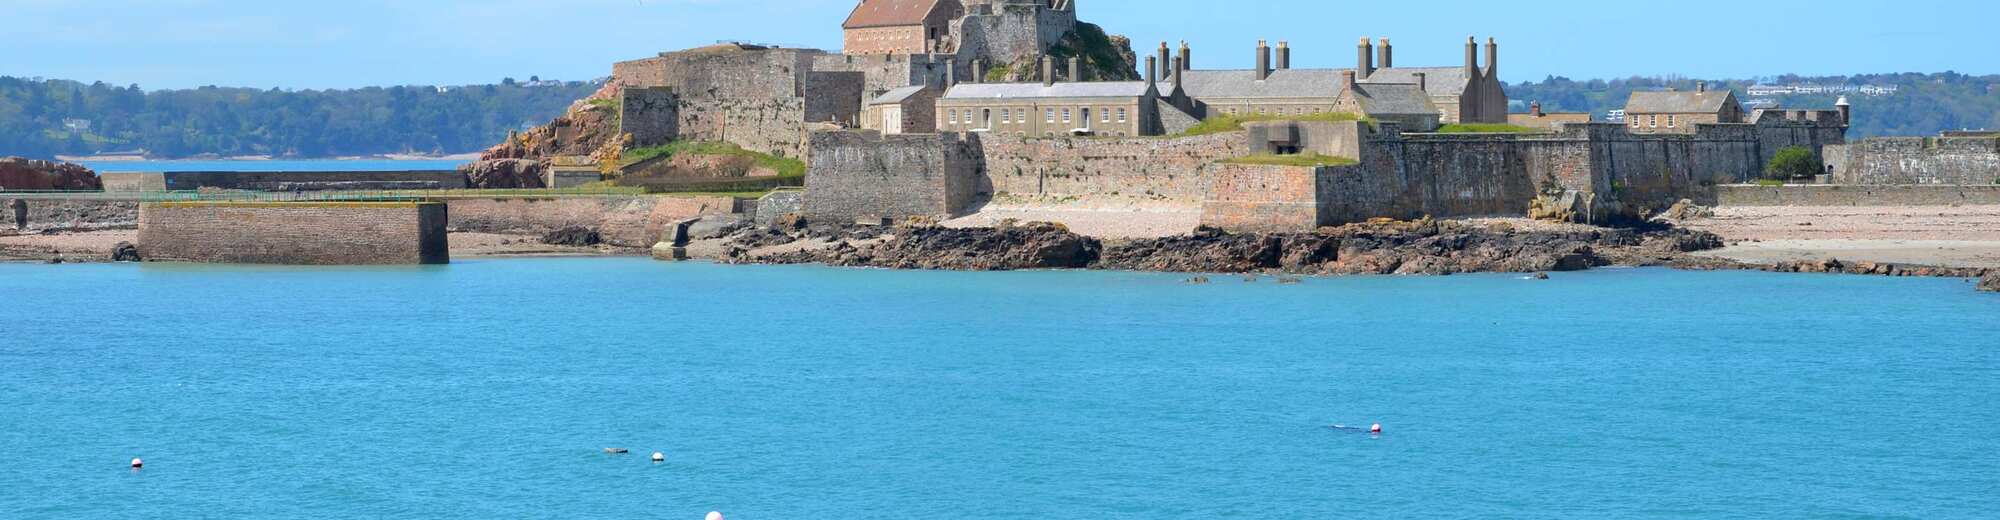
[
  {"xmin": 1000, "ymin": 109, "xmax": 1010, "ymax": 124},
  {"xmin": 1101, "ymin": 108, "xmax": 1111, "ymax": 123},
  {"xmin": 948, "ymin": 109, "xmax": 957, "ymax": 125},
  {"xmin": 1062, "ymin": 108, "xmax": 1072, "ymax": 123},
  {"xmin": 1046, "ymin": 109, "xmax": 1055, "ymax": 123},
  {"xmin": 1117, "ymin": 108, "xmax": 1127, "ymax": 123},
  {"xmin": 1648, "ymin": 115, "xmax": 1657, "ymax": 128},
  {"xmin": 1631, "ymin": 116, "xmax": 1641, "ymax": 128},
  {"xmin": 981, "ymin": 109, "xmax": 992, "ymax": 128},
  {"xmin": 1667, "ymin": 115, "xmax": 1676, "ymax": 128}
]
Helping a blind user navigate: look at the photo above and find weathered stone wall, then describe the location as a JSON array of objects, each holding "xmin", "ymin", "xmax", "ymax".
[
  {"xmin": 620, "ymin": 87, "xmax": 680, "ymax": 148},
  {"xmin": 446, "ymin": 196, "xmax": 738, "ymax": 247},
  {"xmin": 753, "ymin": 189, "xmax": 805, "ymax": 226},
  {"xmin": 804, "ymin": 131, "xmax": 983, "ymax": 222},
  {"xmin": 804, "ymin": 71, "xmax": 866, "ymax": 127},
  {"xmin": 953, "ymin": 1, "xmax": 1074, "ymax": 64},
  {"xmin": 1, "ymin": 199, "xmax": 139, "ymax": 231},
  {"xmin": 978, "ymin": 132, "xmax": 1249, "ymax": 203},
  {"xmin": 612, "ymin": 47, "xmax": 819, "ymax": 98},
  {"xmin": 100, "ymin": 172, "xmax": 168, "ymax": 192},
  {"xmin": 1832, "ymin": 137, "xmax": 2000, "ymax": 185},
  {"xmin": 1344, "ymin": 134, "xmax": 1538, "ymax": 223},
  {"xmin": 1200, "ymin": 163, "xmax": 1322, "ymax": 232},
  {"xmin": 612, "ymin": 46, "xmax": 853, "ymax": 159},
  {"xmin": 1716, "ymin": 184, "xmax": 2000, "ymax": 206},
  {"xmin": 137, "ymin": 202, "xmax": 448, "ymax": 265}
]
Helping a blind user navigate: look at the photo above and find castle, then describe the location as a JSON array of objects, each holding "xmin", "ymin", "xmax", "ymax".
[{"xmin": 596, "ymin": 0, "xmax": 1862, "ymax": 235}]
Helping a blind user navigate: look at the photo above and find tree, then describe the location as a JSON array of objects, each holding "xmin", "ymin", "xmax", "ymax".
[{"xmin": 1765, "ymin": 146, "xmax": 1821, "ymax": 181}]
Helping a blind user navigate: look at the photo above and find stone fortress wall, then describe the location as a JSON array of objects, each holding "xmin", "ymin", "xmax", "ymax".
[
  {"xmin": 137, "ymin": 202, "xmax": 449, "ymax": 265},
  {"xmin": 803, "ymin": 131, "xmax": 984, "ymax": 223},
  {"xmin": 101, "ymin": 171, "xmax": 467, "ymax": 192},
  {"xmin": 1827, "ymin": 136, "xmax": 2000, "ymax": 185},
  {"xmin": 612, "ymin": 46, "xmax": 866, "ymax": 159}
]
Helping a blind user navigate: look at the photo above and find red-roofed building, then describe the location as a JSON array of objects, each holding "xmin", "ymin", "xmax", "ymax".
[{"xmin": 842, "ymin": 0, "xmax": 963, "ymax": 55}]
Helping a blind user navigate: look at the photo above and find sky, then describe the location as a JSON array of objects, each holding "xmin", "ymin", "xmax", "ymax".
[{"xmin": 1, "ymin": 0, "xmax": 1992, "ymax": 90}]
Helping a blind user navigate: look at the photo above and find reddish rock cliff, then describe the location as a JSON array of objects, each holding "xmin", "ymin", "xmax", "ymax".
[{"xmin": 0, "ymin": 157, "xmax": 101, "ymax": 190}]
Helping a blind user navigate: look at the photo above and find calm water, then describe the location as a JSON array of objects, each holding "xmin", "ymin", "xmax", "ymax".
[
  {"xmin": 3, "ymin": 260, "xmax": 1997, "ymax": 518},
  {"xmin": 78, "ymin": 159, "xmax": 468, "ymax": 173}
]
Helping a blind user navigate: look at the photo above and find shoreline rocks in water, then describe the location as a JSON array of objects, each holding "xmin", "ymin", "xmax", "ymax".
[
  {"xmin": 1980, "ymin": 273, "xmax": 2000, "ymax": 293},
  {"xmin": 705, "ymin": 217, "xmax": 1732, "ymax": 276}
]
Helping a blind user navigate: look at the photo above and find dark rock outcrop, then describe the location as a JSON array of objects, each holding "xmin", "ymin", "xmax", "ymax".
[
  {"xmin": 1980, "ymin": 274, "xmax": 2000, "ymax": 293},
  {"xmin": 461, "ymin": 159, "xmax": 547, "ymax": 189},
  {"xmin": 541, "ymin": 226, "xmax": 602, "ymax": 247},
  {"xmin": 0, "ymin": 157, "xmax": 100, "ymax": 191},
  {"xmin": 110, "ymin": 241, "xmax": 141, "ymax": 262},
  {"xmin": 737, "ymin": 222, "xmax": 1101, "ymax": 271}
]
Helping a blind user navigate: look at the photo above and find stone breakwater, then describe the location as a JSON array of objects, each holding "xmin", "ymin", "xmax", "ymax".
[{"xmin": 707, "ymin": 219, "xmax": 1728, "ymax": 275}]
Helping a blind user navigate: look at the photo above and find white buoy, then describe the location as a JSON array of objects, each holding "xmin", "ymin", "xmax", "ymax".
[
  {"xmin": 652, "ymin": 452, "xmax": 665, "ymax": 463},
  {"xmin": 706, "ymin": 512, "xmax": 725, "ymax": 520},
  {"xmin": 131, "ymin": 457, "xmax": 144, "ymax": 469},
  {"xmin": 1370, "ymin": 423, "xmax": 1382, "ymax": 434}
]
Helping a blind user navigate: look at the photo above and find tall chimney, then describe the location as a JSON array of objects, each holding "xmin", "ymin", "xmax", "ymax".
[
  {"xmin": 1342, "ymin": 70, "xmax": 1358, "ymax": 91},
  {"xmin": 1357, "ymin": 37, "xmax": 1374, "ymax": 80},
  {"xmin": 1530, "ymin": 101, "xmax": 1543, "ymax": 117},
  {"xmin": 1041, "ymin": 56, "xmax": 1054, "ymax": 87},
  {"xmin": 944, "ymin": 58, "xmax": 957, "ymax": 87},
  {"xmin": 1465, "ymin": 36, "xmax": 1479, "ymax": 78},
  {"xmin": 1172, "ymin": 56, "xmax": 1184, "ymax": 87},
  {"xmin": 1485, "ymin": 37, "xmax": 1498, "ymax": 77},
  {"xmin": 1068, "ymin": 57, "xmax": 1082, "ymax": 82},
  {"xmin": 1378, "ymin": 38, "xmax": 1392, "ymax": 69},
  {"xmin": 1696, "ymin": 81, "xmax": 1707, "ymax": 93},
  {"xmin": 1413, "ymin": 72, "xmax": 1427, "ymax": 92},
  {"xmin": 1255, "ymin": 40, "xmax": 1271, "ymax": 81},
  {"xmin": 1276, "ymin": 40, "xmax": 1291, "ymax": 70},
  {"xmin": 1145, "ymin": 56, "xmax": 1158, "ymax": 86},
  {"xmin": 970, "ymin": 59, "xmax": 984, "ymax": 84},
  {"xmin": 1179, "ymin": 41, "xmax": 1192, "ymax": 70},
  {"xmin": 1159, "ymin": 42, "xmax": 1171, "ymax": 79}
]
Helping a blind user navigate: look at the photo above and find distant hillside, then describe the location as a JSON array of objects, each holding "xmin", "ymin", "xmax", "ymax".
[
  {"xmin": 1505, "ymin": 72, "xmax": 2000, "ymax": 138},
  {"xmin": 0, "ymin": 77, "xmax": 602, "ymax": 160}
]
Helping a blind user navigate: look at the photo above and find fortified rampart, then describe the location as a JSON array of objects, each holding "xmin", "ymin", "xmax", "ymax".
[
  {"xmin": 978, "ymin": 132, "xmax": 1249, "ymax": 203},
  {"xmin": 446, "ymin": 196, "xmax": 740, "ymax": 247},
  {"xmin": 803, "ymin": 131, "xmax": 984, "ymax": 222},
  {"xmin": 137, "ymin": 202, "xmax": 449, "ymax": 265},
  {"xmin": 612, "ymin": 46, "xmax": 865, "ymax": 158},
  {"xmin": 1828, "ymin": 137, "xmax": 2000, "ymax": 185},
  {"xmin": 100, "ymin": 171, "xmax": 467, "ymax": 192},
  {"xmin": 1716, "ymin": 184, "xmax": 2000, "ymax": 206}
]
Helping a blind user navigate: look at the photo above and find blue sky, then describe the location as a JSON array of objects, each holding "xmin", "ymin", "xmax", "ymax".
[{"xmin": 0, "ymin": 0, "xmax": 1989, "ymax": 89}]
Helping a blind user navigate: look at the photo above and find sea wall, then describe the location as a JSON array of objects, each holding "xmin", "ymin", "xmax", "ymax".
[
  {"xmin": 978, "ymin": 132, "xmax": 1249, "ymax": 204},
  {"xmin": 754, "ymin": 189, "xmax": 805, "ymax": 226},
  {"xmin": 1716, "ymin": 184, "xmax": 2000, "ymax": 206},
  {"xmin": 804, "ymin": 131, "xmax": 983, "ymax": 223},
  {"xmin": 1200, "ymin": 163, "xmax": 1323, "ymax": 232},
  {"xmin": 137, "ymin": 202, "xmax": 448, "ymax": 265},
  {"xmin": 101, "ymin": 171, "xmax": 467, "ymax": 192},
  {"xmin": 446, "ymin": 196, "xmax": 739, "ymax": 247},
  {"xmin": 1831, "ymin": 137, "xmax": 2000, "ymax": 185},
  {"xmin": 1, "ymin": 199, "xmax": 139, "ymax": 231}
]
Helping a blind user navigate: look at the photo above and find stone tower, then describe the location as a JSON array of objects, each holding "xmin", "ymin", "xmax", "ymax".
[{"xmin": 951, "ymin": 0, "xmax": 1077, "ymax": 64}]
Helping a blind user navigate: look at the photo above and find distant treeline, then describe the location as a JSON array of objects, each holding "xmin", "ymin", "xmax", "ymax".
[
  {"xmin": 1507, "ymin": 72, "xmax": 2000, "ymax": 138},
  {"xmin": 0, "ymin": 76, "xmax": 601, "ymax": 159}
]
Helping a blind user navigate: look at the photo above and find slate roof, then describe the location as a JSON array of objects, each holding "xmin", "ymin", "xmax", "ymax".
[
  {"xmin": 1173, "ymin": 69, "xmax": 1343, "ymax": 99},
  {"xmin": 870, "ymin": 85, "xmax": 928, "ymax": 105},
  {"xmin": 943, "ymin": 82, "xmax": 1153, "ymax": 100},
  {"xmin": 1627, "ymin": 90, "xmax": 1739, "ymax": 114},
  {"xmin": 1347, "ymin": 83, "xmax": 1437, "ymax": 116},
  {"xmin": 843, "ymin": 0, "xmax": 945, "ymax": 29},
  {"xmin": 1360, "ymin": 67, "xmax": 1471, "ymax": 97}
]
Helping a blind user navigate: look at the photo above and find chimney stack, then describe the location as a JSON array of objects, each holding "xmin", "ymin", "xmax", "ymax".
[
  {"xmin": 1068, "ymin": 57, "xmax": 1082, "ymax": 82},
  {"xmin": 1179, "ymin": 41, "xmax": 1192, "ymax": 70},
  {"xmin": 1342, "ymin": 70, "xmax": 1358, "ymax": 91},
  {"xmin": 1041, "ymin": 56, "xmax": 1054, "ymax": 87},
  {"xmin": 1145, "ymin": 56, "xmax": 1158, "ymax": 86},
  {"xmin": 1159, "ymin": 42, "xmax": 1171, "ymax": 79},
  {"xmin": 1530, "ymin": 101, "xmax": 1543, "ymax": 117},
  {"xmin": 1485, "ymin": 37, "xmax": 1498, "ymax": 77},
  {"xmin": 970, "ymin": 59, "xmax": 984, "ymax": 84},
  {"xmin": 1378, "ymin": 38, "xmax": 1392, "ymax": 69},
  {"xmin": 1172, "ymin": 56, "xmax": 1184, "ymax": 87},
  {"xmin": 1696, "ymin": 81, "xmax": 1707, "ymax": 93},
  {"xmin": 1465, "ymin": 36, "xmax": 1479, "ymax": 78},
  {"xmin": 944, "ymin": 58, "xmax": 957, "ymax": 87},
  {"xmin": 1357, "ymin": 37, "xmax": 1375, "ymax": 80},
  {"xmin": 1255, "ymin": 40, "xmax": 1271, "ymax": 81},
  {"xmin": 1276, "ymin": 40, "xmax": 1291, "ymax": 70},
  {"xmin": 1413, "ymin": 72, "xmax": 1427, "ymax": 92}
]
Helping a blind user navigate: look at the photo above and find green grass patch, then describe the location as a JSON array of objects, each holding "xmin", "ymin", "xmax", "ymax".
[
  {"xmin": 1178, "ymin": 112, "xmax": 1368, "ymax": 137},
  {"xmin": 1436, "ymin": 123, "xmax": 1542, "ymax": 134},
  {"xmin": 621, "ymin": 141, "xmax": 805, "ymax": 179},
  {"xmin": 1754, "ymin": 179, "xmax": 1787, "ymax": 187},
  {"xmin": 1221, "ymin": 153, "xmax": 1358, "ymax": 167}
]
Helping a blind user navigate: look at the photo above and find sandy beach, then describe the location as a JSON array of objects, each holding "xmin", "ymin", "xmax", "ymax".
[{"xmin": 1682, "ymin": 205, "xmax": 2000, "ymax": 268}]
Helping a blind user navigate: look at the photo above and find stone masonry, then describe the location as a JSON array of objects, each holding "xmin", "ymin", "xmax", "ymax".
[
  {"xmin": 804, "ymin": 130, "xmax": 984, "ymax": 222},
  {"xmin": 137, "ymin": 202, "xmax": 449, "ymax": 265},
  {"xmin": 1829, "ymin": 137, "xmax": 2000, "ymax": 185}
]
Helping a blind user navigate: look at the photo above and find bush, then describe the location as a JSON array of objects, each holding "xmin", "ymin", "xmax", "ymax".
[{"xmin": 1765, "ymin": 146, "xmax": 1820, "ymax": 181}]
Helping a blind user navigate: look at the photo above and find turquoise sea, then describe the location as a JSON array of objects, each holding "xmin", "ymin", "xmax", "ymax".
[
  {"xmin": 77, "ymin": 159, "xmax": 468, "ymax": 173},
  {"xmin": 3, "ymin": 259, "xmax": 1997, "ymax": 518}
]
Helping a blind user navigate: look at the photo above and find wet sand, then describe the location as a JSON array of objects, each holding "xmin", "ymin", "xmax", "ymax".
[{"xmin": 1683, "ymin": 205, "xmax": 2000, "ymax": 268}]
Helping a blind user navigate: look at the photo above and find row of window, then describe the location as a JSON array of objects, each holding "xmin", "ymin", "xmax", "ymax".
[
  {"xmin": 1630, "ymin": 114, "xmax": 1678, "ymax": 129},
  {"xmin": 1220, "ymin": 106, "xmax": 1329, "ymax": 117},
  {"xmin": 944, "ymin": 106, "xmax": 1129, "ymax": 127}
]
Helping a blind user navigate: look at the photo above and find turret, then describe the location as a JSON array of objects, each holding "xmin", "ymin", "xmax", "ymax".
[{"xmin": 1835, "ymin": 96, "xmax": 1852, "ymax": 126}]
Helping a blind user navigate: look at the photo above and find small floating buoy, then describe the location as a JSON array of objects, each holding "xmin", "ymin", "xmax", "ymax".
[
  {"xmin": 651, "ymin": 452, "xmax": 665, "ymax": 463},
  {"xmin": 604, "ymin": 448, "xmax": 629, "ymax": 454},
  {"xmin": 706, "ymin": 512, "xmax": 725, "ymax": 520},
  {"xmin": 1369, "ymin": 423, "xmax": 1382, "ymax": 434},
  {"xmin": 131, "ymin": 457, "xmax": 143, "ymax": 469}
]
